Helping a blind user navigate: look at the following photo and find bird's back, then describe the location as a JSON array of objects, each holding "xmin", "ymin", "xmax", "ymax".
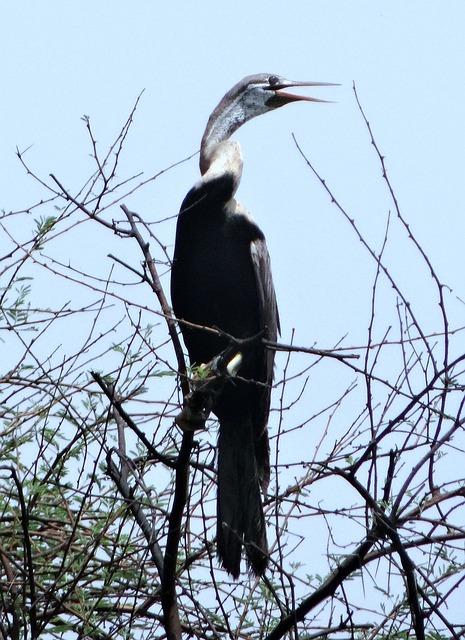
[
  {"xmin": 171, "ymin": 171, "xmax": 276, "ymax": 576},
  {"xmin": 171, "ymin": 175, "xmax": 265, "ymax": 375}
]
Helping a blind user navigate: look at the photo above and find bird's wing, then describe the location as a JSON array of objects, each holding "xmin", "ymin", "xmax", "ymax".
[
  {"xmin": 250, "ymin": 238, "xmax": 280, "ymax": 346},
  {"xmin": 250, "ymin": 238, "xmax": 279, "ymax": 492}
]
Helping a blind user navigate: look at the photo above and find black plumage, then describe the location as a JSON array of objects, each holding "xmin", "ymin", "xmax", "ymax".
[
  {"xmin": 172, "ymin": 173, "xmax": 277, "ymax": 577},
  {"xmin": 171, "ymin": 74, "xmax": 332, "ymax": 577}
]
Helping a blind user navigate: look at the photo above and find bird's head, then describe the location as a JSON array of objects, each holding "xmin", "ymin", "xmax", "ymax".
[
  {"xmin": 200, "ymin": 74, "xmax": 337, "ymax": 174},
  {"xmin": 234, "ymin": 73, "xmax": 336, "ymax": 113}
]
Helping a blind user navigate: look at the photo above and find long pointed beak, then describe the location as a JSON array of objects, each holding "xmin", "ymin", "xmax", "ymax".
[{"xmin": 266, "ymin": 80, "xmax": 339, "ymax": 106}]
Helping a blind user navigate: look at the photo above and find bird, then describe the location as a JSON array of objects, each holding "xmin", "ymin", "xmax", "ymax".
[{"xmin": 171, "ymin": 74, "xmax": 333, "ymax": 578}]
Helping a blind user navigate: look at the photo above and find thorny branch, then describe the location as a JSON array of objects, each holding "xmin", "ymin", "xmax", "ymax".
[{"xmin": 2, "ymin": 90, "xmax": 465, "ymax": 640}]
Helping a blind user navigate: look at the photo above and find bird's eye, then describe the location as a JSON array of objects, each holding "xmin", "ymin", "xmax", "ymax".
[{"xmin": 268, "ymin": 75, "xmax": 279, "ymax": 86}]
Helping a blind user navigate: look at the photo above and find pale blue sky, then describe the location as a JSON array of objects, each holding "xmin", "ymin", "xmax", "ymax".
[
  {"xmin": 3, "ymin": 0, "xmax": 465, "ymax": 499},
  {"xmin": 3, "ymin": 1, "xmax": 464, "ymax": 347},
  {"xmin": 2, "ymin": 1, "xmax": 465, "ymax": 619}
]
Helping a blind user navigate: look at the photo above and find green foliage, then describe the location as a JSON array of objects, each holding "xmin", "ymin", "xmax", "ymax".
[
  {"xmin": 34, "ymin": 215, "xmax": 58, "ymax": 249},
  {"xmin": 1, "ymin": 278, "xmax": 33, "ymax": 324},
  {"xmin": 0, "ymin": 286, "xmax": 179, "ymax": 638}
]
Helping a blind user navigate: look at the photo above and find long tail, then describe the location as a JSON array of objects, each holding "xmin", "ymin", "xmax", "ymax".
[{"xmin": 217, "ymin": 418, "xmax": 268, "ymax": 578}]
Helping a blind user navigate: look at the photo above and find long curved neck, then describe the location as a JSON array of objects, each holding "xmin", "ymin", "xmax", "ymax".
[
  {"xmin": 200, "ymin": 97, "xmax": 251, "ymax": 175},
  {"xmin": 200, "ymin": 79, "xmax": 275, "ymax": 176}
]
